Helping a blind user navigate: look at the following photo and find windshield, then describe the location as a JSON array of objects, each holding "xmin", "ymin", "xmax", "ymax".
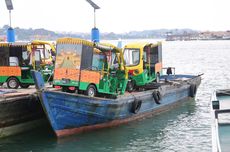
[
  {"xmin": 123, "ymin": 48, "xmax": 140, "ymax": 66},
  {"xmin": 92, "ymin": 52, "xmax": 105, "ymax": 71},
  {"xmin": 34, "ymin": 45, "xmax": 49, "ymax": 60}
]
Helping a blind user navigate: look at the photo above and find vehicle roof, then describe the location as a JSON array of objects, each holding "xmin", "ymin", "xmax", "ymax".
[
  {"xmin": 94, "ymin": 42, "xmax": 122, "ymax": 53},
  {"xmin": 124, "ymin": 41, "xmax": 161, "ymax": 49},
  {"xmin": 57, "ymin": 37, "xmax": 122, "ymax": 53},
  {"xmin": 57, "ymin": 37, "xmax": 94, "ymax": 47},
  {"xmin": 0, "ymin": 40, "xmax": 55, "ymax": 48},
  {"xmin": 0, "ymin": 42, "xmax": 28, "ymax": 47},
  {"xmin": 31, "ymin": 40, "xmax": 56, "ymax": 52}
]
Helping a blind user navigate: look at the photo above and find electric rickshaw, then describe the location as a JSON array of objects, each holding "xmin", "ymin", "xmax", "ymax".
[
  {"xmin": 53, "ymin": 38, "xmax": 128, "ymax": 97},
  {"xmin": 123, "ymin": 42, "xmax": 162, "ymax": 91},
  {"xmin": 0, "ymin": 41, "xmax": 55, "ymax": 89}
]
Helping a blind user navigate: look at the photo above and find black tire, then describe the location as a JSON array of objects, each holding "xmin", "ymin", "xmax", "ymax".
[
  {"xmin": 127, "ymin": 80, "xmax": 134, "ymax": 93},
  {"xmin": 131, "ymin": 99, "xmax": 142, "ymax": 114},
  {"xmin": 85, "ymin": 85, "xmax": 97, "ymax": 97},
  {"xmin": 20, "ymin": 83, "xmax": 30, "ymax": 88},
  {"xmin": 152, "ymin": 91, "xmax": 161, "ymax": 104},
  {"xmin": 7, "ymin": 77, "xmax": 20, "ymax": 89},
  {"xmin": 62, "ymin": 87, "xmax": 70, "ymax": 92},
  {"xmin": 190, "ymin": 84, "xmax": 197, "ymax": 97}
]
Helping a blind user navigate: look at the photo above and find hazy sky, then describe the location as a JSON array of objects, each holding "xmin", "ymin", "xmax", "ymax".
[{"xmin": 0, "ymin": 0, "xmax": 229, "ymax": 33}]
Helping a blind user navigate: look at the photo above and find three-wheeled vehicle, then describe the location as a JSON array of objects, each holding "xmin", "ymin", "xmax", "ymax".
[
  {"xmin": 0, "ymin": 41, "xmax": 55, "ymax": 89},
  {"xmin": 29, "ymin": 40, "xmax": 56, "ymax": 67},
  {"xmin": 53, "ymin": 38, "xmax": 128, "ymax": 97},
  {"xmin": 123, "ymin": 42, "xmax": 162, "ymax": 91}
]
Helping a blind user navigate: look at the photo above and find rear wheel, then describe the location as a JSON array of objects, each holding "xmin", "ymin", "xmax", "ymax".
[
  {"xmin": 20, "ymin": 83, "xmax": 30, "ymax": 88},
  {"xmin": 7, "ymin": 77, "xmax": 20, "ymax": 89},
  {"xmin": 85, "ymin": 85, "xmax": 97, "ymax": 97}
]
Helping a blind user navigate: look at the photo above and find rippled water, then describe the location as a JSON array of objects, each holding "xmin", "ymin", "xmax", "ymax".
[{"xmin": 1, "ymin": 40, "xmax": 230, "ymax": 152}]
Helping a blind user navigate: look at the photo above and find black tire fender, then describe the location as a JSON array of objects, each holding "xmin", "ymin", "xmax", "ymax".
[
  {"xmin": 190, "ymin": 84, "xmax": 197, "ymax": 97},
  {"xmin": 131, "ymin": 99, "xmax": 142, "ymax": 114},
  {"xmin": 20, "ymin": 83, "xmax": 30, "ymax": 88},
  {"xmin": 127, "ymin": 80, "xmax": 135, "ymax": 93},
  {"xmin": 152, "ymin": 91, "xmax": 161, "ymax": 104}
]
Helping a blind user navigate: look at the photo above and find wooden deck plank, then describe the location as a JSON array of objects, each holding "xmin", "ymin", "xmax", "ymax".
[{"xmin": 0, "ymin": 84, "xmax": 54, "ymax": 101}]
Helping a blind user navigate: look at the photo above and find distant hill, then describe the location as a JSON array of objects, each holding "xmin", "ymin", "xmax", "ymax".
[
  {"xmin": 0, "ymin": 25, "xmax": 198, "ymax": 41},
  {"xmin": 0, "ymin": 25, "xmax": 90, "ymax": 41}
]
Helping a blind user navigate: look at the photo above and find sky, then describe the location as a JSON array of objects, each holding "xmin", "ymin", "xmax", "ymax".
[{"xmin": 0, "ymin": 0, "xmax": 229, "ymax": 33}]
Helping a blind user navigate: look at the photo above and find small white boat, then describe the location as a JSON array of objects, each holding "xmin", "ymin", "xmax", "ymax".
[{"xmin": 211, "ymin": 89, "xmax": 230, "ymax": 152}]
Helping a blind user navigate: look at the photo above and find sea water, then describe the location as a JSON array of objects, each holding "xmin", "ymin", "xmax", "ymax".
[{"xmin": 1, "ymin": 40, "xmax": 230, "ymax": 152}]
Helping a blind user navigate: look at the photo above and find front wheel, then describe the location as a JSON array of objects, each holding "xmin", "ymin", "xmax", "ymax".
[
  {"xmin": 85, "ymin": 85, "xmax": 97, "ymax": 97},
  {"xmin": 7, "ymin": 77, "xmax": 20, "ymax": 89}
]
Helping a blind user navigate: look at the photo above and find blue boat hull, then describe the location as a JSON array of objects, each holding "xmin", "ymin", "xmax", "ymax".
[{"xmin": 34, "ymin": 73, "xmax": 201, "ymax": 137}]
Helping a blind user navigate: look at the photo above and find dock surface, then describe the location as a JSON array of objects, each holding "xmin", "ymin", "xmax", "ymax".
[{"xmin": 0, "ymin": 86, "xmax": 37, "ymax": 100}]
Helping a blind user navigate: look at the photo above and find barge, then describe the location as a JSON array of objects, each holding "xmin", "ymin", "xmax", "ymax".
[
  {"xmin": 0, "ymin": 87, "xmax": 45, "ymax": 138},
  {"xmin": 33, "ymin": 71, "xmax": 201, "ymax": 137}
]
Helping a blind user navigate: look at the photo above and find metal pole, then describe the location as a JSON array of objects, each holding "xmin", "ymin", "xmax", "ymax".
[
  {"xmin": 94, "ymin": 9, "xmax": 96, "ymax": 28},
  {"xmin": 9, "ymin": 10, "xmax": 11, "ymax": 27}
]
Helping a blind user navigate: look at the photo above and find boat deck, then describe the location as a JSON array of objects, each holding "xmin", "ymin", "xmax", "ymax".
[
  {"xmin": 0, "ymin": 84, "xmax": 54, "ymax": 101},
  {"xmin": 0, "ymin": 74, "xmax": 200, "ymax": 102},
  {"xmin": 116, "ymin": 75, "xmax": 196, "ymax": 99},
  {"xmin": 218, "ymin": 124, "xmax": 230, "ymax": 152},
  {"xmin": 0, "ymin": 87, "xmax": 36, "ymax": 102},
  {"xmin": 218, "ymin": 95, "xmax": 230, "ymax": 123}
]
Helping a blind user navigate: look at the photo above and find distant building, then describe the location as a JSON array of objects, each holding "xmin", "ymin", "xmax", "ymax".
[
  {"xmin": 166, "ymin": 31, "xmax": 230, "ymax": 41},
  {"xmin": 166, "ymin": 32, "xmax": 199, "ymax": 41},
  {"xmin": 199, "ymin": 31, "xmax": 230, "ymax": 40}
]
